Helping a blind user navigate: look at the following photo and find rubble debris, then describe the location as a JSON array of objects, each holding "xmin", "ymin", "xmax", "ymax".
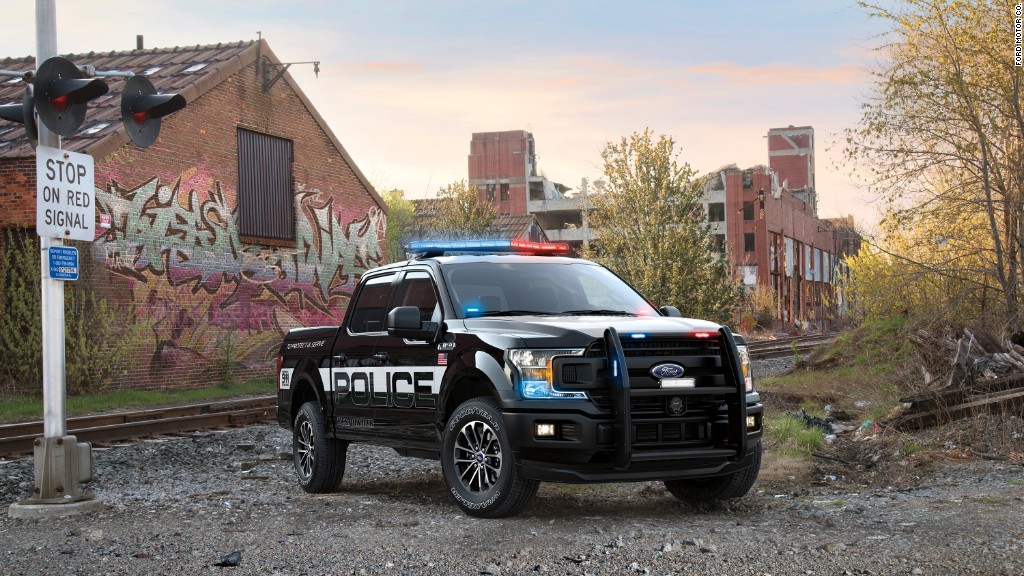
[
  {"xmin": 895, "ymin": 328, "xmax": 1024, "ymax": 430},
  {"xmin": 789, "ymin": 410, "xmax": 834, "ymax": 433},
  {"xmin": 214, "ymin": 551, "xmax": 242, "ymax": 567}
]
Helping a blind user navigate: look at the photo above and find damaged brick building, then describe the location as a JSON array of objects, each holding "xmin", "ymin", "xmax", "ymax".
[
  {"xmin": 704, "ymin": 126, "xmax": 860, "ymax": 329},
  {"xmin": 466, "ymin": 126, "xmax": 860, "ymax": 329}
]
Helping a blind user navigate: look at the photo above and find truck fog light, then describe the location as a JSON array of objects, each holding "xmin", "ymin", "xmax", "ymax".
[
  {"xmin": 746, "ymin": 415, "xmax": 758, "ymax": 430},
  {"xmin": 535, "ymin": 423, "xmax": 557, "ymax": 438}
]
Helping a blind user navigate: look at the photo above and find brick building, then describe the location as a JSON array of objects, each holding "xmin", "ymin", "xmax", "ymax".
[
  {"xmin": 466, "ymin": 131, "xmax": 587, "ymax": 248},
  {"xmin": 464, "ymin": 127, "xmax": 857, "ymax": 327},
  {"xmin": 704, "ymin": 126, "xmax": 858, "ymax": 328},
  {"xmin": 0, "ymin": 40, "xmax": 385, "ymax": 390},
  {"xmin": 767, "ymin": 125, "xmax": 817, "ymax": 215}
]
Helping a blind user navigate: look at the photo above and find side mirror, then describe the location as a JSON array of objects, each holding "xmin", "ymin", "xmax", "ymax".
[
  {"xmin": 386, "ymin": 306, "xmax": 439, "ymax": 342},
  {"xmin": 659, "ymin": 305, "xmax": 682, "ymax": 317}
]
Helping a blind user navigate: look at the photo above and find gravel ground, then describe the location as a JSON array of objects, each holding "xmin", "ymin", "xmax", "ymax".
[{"xmin": 0, "ymin": 356, "xmax": 1021, "ymax": 576}]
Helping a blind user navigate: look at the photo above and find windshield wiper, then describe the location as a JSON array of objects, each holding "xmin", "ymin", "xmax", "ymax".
[
  {"xmin": 562, "ymin": 309, "xmax": 637, "ymax": 316},
  {"xmin": 476, "ymin": 310, "xmax": 555, "ymax": 317}
]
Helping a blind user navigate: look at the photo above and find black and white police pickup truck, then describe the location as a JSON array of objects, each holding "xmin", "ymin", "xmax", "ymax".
[{"xmin": 276, "ymin": 239, "xmax": 763, "ymax": 518}]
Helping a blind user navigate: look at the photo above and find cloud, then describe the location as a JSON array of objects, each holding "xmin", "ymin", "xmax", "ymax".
[
  {"xmin": 344, "ymin": 61, "xmax": 427, "ymax": 74},
  {"xmin": 687, "ymin": 61, "xmax": 866, "ymax": 86}
]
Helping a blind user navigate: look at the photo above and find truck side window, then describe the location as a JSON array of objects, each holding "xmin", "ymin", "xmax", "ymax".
[
  {"xmin": 348, "ymin": 273, "xmax": 397, "ymax": 333},
  {"xmin": 395, "ymin": 271, "xmax": 440, "ymax": 323}
]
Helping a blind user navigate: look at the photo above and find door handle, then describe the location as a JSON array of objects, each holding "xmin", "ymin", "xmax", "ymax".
[
  {"xmin": 373, "ymin": 352, "xmax": 389, "ymax": 363},
  {"xmin": 333, "ymin": 354, "xmax": 347, "ymax": 365}
]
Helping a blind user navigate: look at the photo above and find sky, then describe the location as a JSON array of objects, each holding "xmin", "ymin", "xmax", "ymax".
[{"xmin": 1, "ymin": 1, "xmax": 892, "ymax": 230}]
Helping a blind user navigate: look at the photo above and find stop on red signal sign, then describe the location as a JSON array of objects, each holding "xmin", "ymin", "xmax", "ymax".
[{"xmin": 35, "ymin": 145, "xmax": 95, "ymax": 241}]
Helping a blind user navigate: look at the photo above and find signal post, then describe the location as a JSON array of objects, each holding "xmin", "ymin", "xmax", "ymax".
[{"xmin": 6, "ymin": 0, "xmax": 186, "ymax": 519}]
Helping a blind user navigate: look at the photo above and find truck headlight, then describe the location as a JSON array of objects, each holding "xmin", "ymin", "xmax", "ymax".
[
  {"xmin": 736, "ymin": 345, "xmax": 754, "ymax": 393},
  {"xmin": 509, "ymin": 349, "xmax": 585, "ymax": 399}
]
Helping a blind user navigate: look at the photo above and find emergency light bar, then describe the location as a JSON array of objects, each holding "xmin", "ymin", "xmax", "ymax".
[{"xmin": 409, "ymin": 239, "xmax": 571, "ymax": 257}]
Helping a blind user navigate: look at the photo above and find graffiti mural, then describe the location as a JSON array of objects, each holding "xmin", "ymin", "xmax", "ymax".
[{"xmin": 90, "ymin": 169, "xmax": 385, "ymax": 384}]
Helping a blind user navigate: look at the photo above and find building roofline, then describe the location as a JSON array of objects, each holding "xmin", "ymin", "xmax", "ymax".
[
  {"xmin": 255, "ymin": 40, "xmax": 385, "ymax": 212},
  {"xmin": 4, "ymin": 39, "xmax": 385, "ymax": 213}
]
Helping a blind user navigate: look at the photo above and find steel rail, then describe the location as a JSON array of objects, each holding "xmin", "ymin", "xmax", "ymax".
[
  {"xmin": 747, "ymin": 335, "xmax": 834, "ymax": 360},
  {"xmin": 0, "ymin": 396, "xmax": 276, "ymax": 457}
]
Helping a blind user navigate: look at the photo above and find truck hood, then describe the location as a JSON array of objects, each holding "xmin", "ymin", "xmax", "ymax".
[{"xmin": 462, "ymin": 315, "xmax": 722, "ymax": 349}]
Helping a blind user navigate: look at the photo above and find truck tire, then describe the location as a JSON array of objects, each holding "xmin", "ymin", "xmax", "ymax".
[
  {"xmin": 442, "ymin": 397, "xmax": 539, "ymax": 518},
  {"xmin": 664, "ymin": 441, "xmax": 761, "ymax": 504},
  {"xmin": 293, "ymin": 401, "xmax": 348, "ymax": 493}
]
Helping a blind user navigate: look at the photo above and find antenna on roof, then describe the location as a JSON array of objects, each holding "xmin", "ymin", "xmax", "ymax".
[
  {"xmin": 262, "ymin": 57, "xmax": 321, "ymax": 91},
  {"xmin": 256, "ymin": 30, "xmax": 321, "ymax": 92}
]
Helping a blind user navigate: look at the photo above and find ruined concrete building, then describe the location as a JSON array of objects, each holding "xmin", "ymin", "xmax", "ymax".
[{"xmin": 465, "ymin": 127, "xmax": 861, "ymax": 329}]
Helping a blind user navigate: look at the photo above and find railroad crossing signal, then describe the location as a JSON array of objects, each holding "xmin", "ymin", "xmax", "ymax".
[
  {"xmin": 0, "ymin": 84, "xmax": 37, "ymax": 148},
  {"xmin": 0, "ymin": 56, "xmax": 186, "ymax": 148},
  {"xmin": 121, "ymin": 75, "xmax": 186, "ymax": 148},
  {"xmin": 33, "ymin": 56, "xmax": 108, "ymax": 137}
]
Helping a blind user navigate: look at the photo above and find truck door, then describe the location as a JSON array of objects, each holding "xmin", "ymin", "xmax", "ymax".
[
  {"xmin": 372, "ymin": 269, "xmax": 445, "ymax": 451},
  {"xmin": 328, "ymin": 271, "xmax": 398, "ymax": 442}
]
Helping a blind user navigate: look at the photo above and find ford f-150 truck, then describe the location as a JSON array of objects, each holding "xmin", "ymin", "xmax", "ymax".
[{"xmin": 276, "ymin": 239, "xmax": 762, "ymax": 518}]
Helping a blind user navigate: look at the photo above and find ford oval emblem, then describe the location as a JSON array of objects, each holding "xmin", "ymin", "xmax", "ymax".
[{"xmin": 650, "ymin": 362, "xmax": 685, "ymax": 379}]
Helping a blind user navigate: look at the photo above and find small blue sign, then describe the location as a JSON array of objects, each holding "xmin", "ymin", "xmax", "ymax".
[{"xmin": 48, "ymin": 246, "xmax": 79, "ymax": 281}]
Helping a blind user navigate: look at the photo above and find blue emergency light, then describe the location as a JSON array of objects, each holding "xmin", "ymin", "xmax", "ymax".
[{"xmin": 408, "ymin": 239, "xmax": 570, "ymax": 257}]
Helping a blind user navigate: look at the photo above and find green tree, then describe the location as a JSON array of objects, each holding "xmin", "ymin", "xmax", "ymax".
[
  {"xmin": 0, "ymin": 228, "xmax": 42, "ymax": 392},
  {"xmin": 0, "ymin": 229, "xmax": 133, "ymax": 396},
  {"xmin": 580, "ymin": 129, "xmax": 741, "ymax": 323},
  {"xmin": 381, "ymin": 188, "xmax": 415, "ymax": 262},
  {"xmin": 427, "ymin": 179, "xmax": 496, "ymax": 239},
  {"xmin": 846, "ymin": 0, "xmax": 1024, "ymax": 329},
  {"xmin": 846, "ymin": 205, "xmax": 999, "ymax": 328}
]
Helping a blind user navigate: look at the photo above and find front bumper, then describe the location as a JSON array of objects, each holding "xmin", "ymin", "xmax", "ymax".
[
  {"xmin": 503, "ymin": 401, "xmax": 763, "ymax": 483},
  {"xmin": 502, "ymin": 326, "xmax": 762, "ymax": 483}
]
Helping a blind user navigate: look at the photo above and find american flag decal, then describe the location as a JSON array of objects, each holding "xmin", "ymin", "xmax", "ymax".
[{"xmin": 437, "ymin": 353, "xmax": 448, "ymax": 366}]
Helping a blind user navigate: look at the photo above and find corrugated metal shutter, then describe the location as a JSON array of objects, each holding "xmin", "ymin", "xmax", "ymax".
[{"xmin": 237, "ymin": 128, "xmax": 294, "ymax": 242}]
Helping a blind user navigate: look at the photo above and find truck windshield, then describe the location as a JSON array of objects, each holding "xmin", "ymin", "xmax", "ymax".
[{"xmin": 440, "ymin": 261, "xmax": 659, "ymax": 318}]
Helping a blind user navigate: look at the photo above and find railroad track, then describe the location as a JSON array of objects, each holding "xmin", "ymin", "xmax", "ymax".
[
  {"xmin": 0, "ymin": 396, "xmax": 276, "ymax": 458},
  {"xmin": 747, "ymin": 334, "xmax": 834, "ymax": 360}
]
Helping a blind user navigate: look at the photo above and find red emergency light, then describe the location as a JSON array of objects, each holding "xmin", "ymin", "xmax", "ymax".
[{"xmin": 409, "ymin": 239, "xmax": 571, "ymax": 257}]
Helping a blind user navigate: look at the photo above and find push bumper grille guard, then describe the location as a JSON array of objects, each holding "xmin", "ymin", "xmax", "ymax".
[
  {"xmin": 605, "ymin": 327, "xmax": 632, "ymax": 468},
  {"xmin": 599, "ymin": 326, "xmax": 748, "ymax": 470}
]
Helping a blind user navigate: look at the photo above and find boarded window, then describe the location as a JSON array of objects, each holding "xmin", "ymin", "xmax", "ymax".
[{"xmin": 237, "ymin": 128, "xmax": 294, "ymax": 245}]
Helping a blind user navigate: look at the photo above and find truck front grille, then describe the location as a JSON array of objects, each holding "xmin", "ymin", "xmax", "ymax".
[{"xmin": 582, "ymin": 334, "xmax": 738, "ymax": 452}]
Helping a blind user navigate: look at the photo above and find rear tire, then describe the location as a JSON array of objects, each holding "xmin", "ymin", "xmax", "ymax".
[
  {"xmin": 441, "ymin": 397, "xmax": 538, "ymax": 518},
  {"xmin": 293, "ymin": 401, "xmax": 348, "ymax": 493},
  {"xmin": 664, "ymin": 441, "xmax": 761, "ymax": 504}
]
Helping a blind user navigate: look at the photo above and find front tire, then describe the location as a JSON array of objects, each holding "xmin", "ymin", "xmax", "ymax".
[
  {"xmin": 664, "ymin": 441, "xmax": 761, "ymax": 504},
  {"xmin": 293, "ymin": 401, "xmax": 348, "ymax": 493},
  {"xmin": 441, "ymin": 397, "xmax": 538, "ymax": 518}
]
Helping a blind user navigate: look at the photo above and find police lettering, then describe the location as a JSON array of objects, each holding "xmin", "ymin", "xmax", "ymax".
[{"xmin": 333, "ymin": 369, "xmax": 437, "ymax": 408}]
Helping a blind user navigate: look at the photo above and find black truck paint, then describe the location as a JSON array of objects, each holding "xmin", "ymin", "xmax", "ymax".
[{"xmin": 277, "ymin": 252, "xmax": 763, "ymax": 517}]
